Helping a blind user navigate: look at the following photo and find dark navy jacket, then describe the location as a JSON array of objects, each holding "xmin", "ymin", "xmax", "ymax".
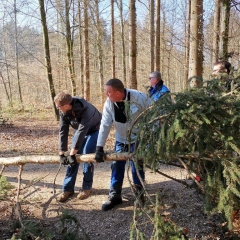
[{"xmin": 59, "ymin": 97, "xmax": 102, "ymax": 151}]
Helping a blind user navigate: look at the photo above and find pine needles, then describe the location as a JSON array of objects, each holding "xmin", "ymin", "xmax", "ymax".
[{"xmin": 133, "ymin": 76, "xmax": 240, "ymax": 230}]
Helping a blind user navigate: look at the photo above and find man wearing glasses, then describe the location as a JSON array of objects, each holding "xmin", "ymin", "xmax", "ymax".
[
  {"xmin": 148, "ymin": 71, "xmax": 170, "ymax": 102},
  {"xmin": 54, "ymin": 91, "xmax": 102, "ymax": 202}
]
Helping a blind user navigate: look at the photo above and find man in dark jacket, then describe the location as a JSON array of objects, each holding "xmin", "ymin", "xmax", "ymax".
[{"xmin": 54, "ymin": 91, "xmax": 102, "ymax": 202}]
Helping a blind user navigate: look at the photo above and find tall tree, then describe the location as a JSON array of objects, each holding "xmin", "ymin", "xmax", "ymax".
[
  {"xmin": 78, "ymin": 0, "xmax": 84, "ymax": 96},
  {"xmin": 38, "ymin": 0, "xmax": 58, "ymax": 120},
  {"xmin": 14, "ymin": 0, "xmax": 23, "ymax": 108},
  {"xmin": 83, "ymin": 0, "xmax": 90, "ymax": 100},
  {"xmin": 116, "ymin": 0, "xmax": 127, "ymax": 85},
  {"xmin": 184, "ymin": 0, "xmax": 191, "ymax": 86},
  {"xmin": 219, "ymin": 0, "xmax": 231, "ymax": 60},
  {"xmin": 213, "ymin": 0, "xmax": 220, "ymax": 63},
  {"xmin": 155, "ymin": 0, "xmax": 161, "ymax": 71},
  {"xmin": 111, "ymin": 0, "xmax": 116, "ymax": 78},
  {"xmin": 0, "ymin": 71, "xmax": 11, "ymax": 104},
  {"xmin": 129, "ymin": 0, "xmax": 137, "ymax": 89},
  {"xmin": 188, "ymin": 0, "xmax": 203, "ymax": 87},
  {"xmin": 65, "ymin": 0, "xmax": 76, "ymax": 95},
  {"xmin": 92, "ymin": 0, "xmax": 105, "ymax": 104},
  {"xmin": 2, "ymin": 39, "xmax": 12, "ymax": 104},
  {"xmin": 150, "ymin": 0, "xmax": 155, "ymax": 71},
  {"xmin": 160, "ymin": 10, "xmax": 166, "ymax": 75}
]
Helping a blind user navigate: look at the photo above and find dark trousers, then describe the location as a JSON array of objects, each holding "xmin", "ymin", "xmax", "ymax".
[{"xmin": 109, "ymin": 141, "xmax": 145, "ymax": 199}]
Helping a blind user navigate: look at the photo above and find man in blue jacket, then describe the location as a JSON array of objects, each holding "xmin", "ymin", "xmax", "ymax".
[
  {"xmin": 148, "ymin": 71, "xmax": 170, "ymax": 101},
  {"xmin": 54, "ymin": 91, "xmax": 102, "ymax": 202},
  {"xmin": 94, "ymin": 79, "xmax": 151, "ymax": 211}
]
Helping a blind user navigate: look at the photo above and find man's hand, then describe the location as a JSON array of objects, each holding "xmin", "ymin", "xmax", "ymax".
[
  {"xmin": 59, "ymin": 154, "xmax": 68, "ymax": 165},
  {"xmin": 67, "ymin": 155, "xmax": 77, "ymax": 166},
  {"xmin": 95, "ymin": 146, "xmax": 106, "ymax": 163}
]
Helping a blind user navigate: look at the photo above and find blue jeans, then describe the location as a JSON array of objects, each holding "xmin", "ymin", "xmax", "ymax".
[
  {"xmin": 62, "ymin": 130, "xmax": 99, "ymax": 192},
  {"xmin": 109, "ymin": 141, "xmax": 145, "ymax": 199}
]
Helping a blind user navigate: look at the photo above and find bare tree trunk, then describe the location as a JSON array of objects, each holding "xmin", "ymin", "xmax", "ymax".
[
  {"xmin": 184, "ymin": 0, "xmax": 190, "ymax": 87},
  {"xmin": 219, "ymin": 0, "xmax": 231, "ymax": 60},
  {"xmin": 83, "ymin": 0, "xmax": 90, "ymax": 100},
  {"xmin": 0, "ymin": 152, "xmax": 131, "ymax": 166},
  {"xmin": 238, "ymin": 39, "xmax": 240, "ymax": 69},
  {"xmin": 2, "ymin": 46, "xmax": 12, "ymax": 104},
  {"xmin": 78, "ymin": 0, "xmax": 84, "ymax": 96},
  {"xmin": 111, "ymin": 0, "xmax": 116, "ymax": 78},
  {"xmin": 129, "ymin": 0, "xmax": 137, "ymax": 89},
  {"xmin": 188, "ymin": 0, "xmax": 203, "ymax": 87},
  {"xmin": 14, "ymin": 0, "xmax": 23, "ymax": 108},
  {"xmin": 55, "ymin": 0, "xmax": 67, "ymax": 92},
  {"xmin": 150, "ymin": 0, "xmax": 155, "ymax": 71},
  {"xmin": 65, "ymin": 0, "xmax": 76, "ymax": 95},
  {"xmin": 213, "ymin": 0, "xmax": 220, "ymax": 64},
  {"xmin": 38, "ymin": 0, "xmax": 58, "ymax": 120},
  {"xmin": 116, "ymin": 0, "xmax": 127, "ymax": 85},
  {"xmin": 160, "ymin": 11, "xmax": 166, "ymax": 75},
  {"xmin": 95, "ymin": 0, "xmax": 105, "ymax": 105},
  {"xmin": 0, "ymin": 72, "xmax": 11, "ymax": 103},
  {"xmin": 155, "ymin": 0, "xmax": 161, "ymax": 71}
]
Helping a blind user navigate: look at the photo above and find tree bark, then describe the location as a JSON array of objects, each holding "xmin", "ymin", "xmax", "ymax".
[
  {"xmin": 0, "ymin": 152, "xmax": 131, "ymax": 166},
  {"xmin": 188, "ymin": 0, "xmax": 203, "ymax": 87},
  {"xmin": 213, "ymin": 0, "xmax": 220, "ymax": 64},
  {"xmin": 116, "ymin": 0, "xmax": 127, "ymax": 85},
  {"xmin": 0, "ymin": 71, "xmax": 11, "ymax": 103},
  {"xmin": 111, "ymin": 0, "xmax": 116, "ymax": 78},
  {"xmin": 129, "ymin": 0, "xmax": 137, "ymax": 89},
  {"xmin": 150, "ymin": 0, "xmax": 155, "ymax": 71},
  {"xmin": 219, "ymin": 0, "xmax": 231, "ymax": 60},
  {"xmin": 78, "ymin": 0, "xmax": 84, "ymax": 96},
  {"xmin": 14, "ymin": 0, "xmax": 23, "ymax": 108},
  {"xmin": 38, "ymin": 0, "xmax": 58, "ymax": 120},
  {"xmin": 95, "ymin": 0, "xmax": 105, "ymax": 105},
  {"xmin": 65, "ymin": 0, "xmax": 76, "ymax": 95},
  {"xmin": 83, "ymin": 0, "xmax": 90, "ymax": 100},
  {"xmin": 184, "ymin": 0, "xmax": 190, "ymax": 87},
  {"xmin": 160, "ymin": 11, "xmax": 166, "ymax": 74},
  {"xmin": 2, "ymin": 42, "xmax": 12, "ymax": 104},
  {"xmin": 155, "ymin": 0, "xmax": 161, "ymax": 71}
]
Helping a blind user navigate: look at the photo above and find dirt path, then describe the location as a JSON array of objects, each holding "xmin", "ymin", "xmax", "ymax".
[{"xmin": 0, "ymin": 119, "xmax": 231, "ymax": 239}]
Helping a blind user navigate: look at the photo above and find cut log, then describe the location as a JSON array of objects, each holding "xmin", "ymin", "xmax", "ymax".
[{"xmin": 0, "ymin": 152, "xmax": 132, "ymax": 166}]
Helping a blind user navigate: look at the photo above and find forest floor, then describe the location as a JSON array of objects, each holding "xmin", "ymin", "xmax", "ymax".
[{"xmin": 0, "ymin": 116, "xmax": 238, "ymax": 240}]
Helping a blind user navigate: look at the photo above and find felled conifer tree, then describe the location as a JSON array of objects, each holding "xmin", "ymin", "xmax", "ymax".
[{"xmin": 133, "ymin": 71, "xmax": 240, "ymax": 230}]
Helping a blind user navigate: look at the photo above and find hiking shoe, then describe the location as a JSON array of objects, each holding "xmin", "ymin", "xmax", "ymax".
[
  {"xmin": 58, "ymin": 191, "xmax": 74, "ymax": 202},
  {"xmin": 102, "ymin": 197, "xmax": 123, "ymax": 211},
  {"xmin": 77, "ymin": 190, "xmax": 92, "ymax": 200}
]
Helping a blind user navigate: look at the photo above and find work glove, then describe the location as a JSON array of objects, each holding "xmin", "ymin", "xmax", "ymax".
[
  {"xmin": 95, "ymin": 146, "xmax": 106, "ymax": 163},
  {"xmin": 59, "ymin": 154, "xmax": 68, "ymax": 166},
  {"xmin": 67, "ymin": 155, "xmax": 77, "ymax": 166}
]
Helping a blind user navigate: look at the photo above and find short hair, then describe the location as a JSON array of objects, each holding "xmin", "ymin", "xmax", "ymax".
[
  {"xmin": 105, "ymin": 78, "xmax": 125, "ymax": 92},
  {"xmin": 214, "ymin": 60, "xmax": 231, "ymax": 74},
  {"xmin": 150, "ymin": 71, "xmax": 162, "ymax": 81},
  {"xmin": 54, "ymin": 91, "xmax": 72, "ymax": 105}
]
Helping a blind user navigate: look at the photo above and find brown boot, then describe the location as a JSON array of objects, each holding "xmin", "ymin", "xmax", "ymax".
[
  {"xmin": 77, "ymin": 190, "xmax": 92, "ymax": 200},
  {"xmin": 58, "ymin": 191, "xmax": 74, "ymax": 202}
]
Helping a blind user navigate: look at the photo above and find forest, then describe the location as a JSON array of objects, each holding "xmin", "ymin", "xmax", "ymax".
[
  {"xmin": 0, "ymin": 0, "xmax": 239, "ymax": 114},
  {"xmin": 1, "ymin": 0, "xmax": 240, "ymax": 239}
]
